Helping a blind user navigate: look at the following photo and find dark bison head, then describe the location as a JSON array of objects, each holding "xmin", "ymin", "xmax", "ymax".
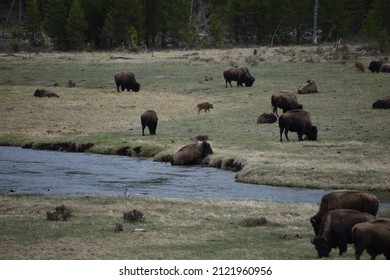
[
  {"xmin": 368, "ymin": 61, "xmax": 382, "ymax": 73},
  {"xmin": 310, "ymin": 216, "xmax": 321, "ymax": 236},
  {"xmin": 244, "ymin": 76, "xmax": 255, "ymax": 87},
  {"xmin": 305, "ymin": 126, "xmax": 318, "ymax": 141},
  {"xmin": 311, "ymin": 237, "xmax": 331, "ymax": 258},
  {"xmin": 201, "ymin": 142, "xmax": 214, "ymax": 157},
  {"xmin": 131, "ymin": 82, "xmax": 141, "ymax": 92}
]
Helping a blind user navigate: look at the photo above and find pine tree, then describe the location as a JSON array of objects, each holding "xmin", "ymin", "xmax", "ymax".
[
  {"xmin": 23, "ymin": 0, "xmax": 45, "ymax": 47},
  {"xmin": 45, "ymin": 0, "xmax": 69, "ymax": 49},
  {"xmin": 66, "ymin": 0, "xmax": 88, "ymax": 49}
]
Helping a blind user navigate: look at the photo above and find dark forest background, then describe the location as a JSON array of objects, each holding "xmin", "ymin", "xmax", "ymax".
[{"xmin": 1, "ymin": 0, "xmax": 389, "ymax": 51}]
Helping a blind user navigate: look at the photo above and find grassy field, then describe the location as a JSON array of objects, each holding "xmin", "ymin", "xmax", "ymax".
[
  {"xmin": 1, "ymin": 46, "xmax": 389, "ymax": 192},
  {"xmin": 1, "ymin": 195, "xmax": 389, "ymax": 260},
  {"xmin": 0, "ymin": 46, "xmax": 390, "ymax": 259}
]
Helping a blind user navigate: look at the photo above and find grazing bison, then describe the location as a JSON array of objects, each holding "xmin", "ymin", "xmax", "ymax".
[
  {"xmin": 114, "ymin": 72, "xmax": 140, "ymax": 92},
  {"xmin": 368, "ymin": 60, "xmax": 386, "ymax": 73},
  {"xmin": 278, "ymin": 109, "xmax": 317, "ymax": 141},
  {"xmin": 380, "ymin": 63, "xmax": 390, "ymax": 73},
  {"xmin": 372, "ymin": 96, "xmax": 390, "ymax": 109},
  {"xmin": 311, "ymin": 209, "xmax": 376, "ymax": 258},
  {"xmin": 352, "ymin": 219, "xmax": 390, "ymax": 260},
  {"xmin": 257, "ymin": 112, "xmax": 277, "ymax": 124},
  {"xmin": 297, "ymin": 79, "xmax": 318, "ymax": 94},
  {"xmin": 271, "ymin": 91, "xmax": 303, "ymax": 117},
  {"xmin": 310, "ymin": 190, "xmax": 379, "ymax": 236},
  {"xmin": 171, "ymin": 141, "xmax": 213, "ymax": 165},
  {"xmin": 34, "ymin": 89, "xmax": 59, "ymax": 98},
  {"xmin": 140, "ymin": 110, "xmax": 158, "ymax": 136},
  {"xmin": 354, "ymin": 62, "xmax": 364, "ymax": 73},
  {"xmin": 197, "ymin": 102, "xmax": 213, "ymax": 115},
  {"xmin": 223, "ymin": 66, "xmax": 255, "ymax": 87}
]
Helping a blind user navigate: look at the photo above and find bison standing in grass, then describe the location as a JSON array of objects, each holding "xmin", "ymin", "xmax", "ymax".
[
  {"xmin": 352, "ymin": 219, "xmax": 390, "ymax": 260},
  {"xmin": 196, "ymin": 102, "xmax": 213, "ymax": 115},
  {"xmin": 278, "ymin": 109, "xmax": 317, "ymax": 141},
  {"xmin": 140, "ymin": 110, "xmax": 158, "ymax": 136},
  {"xmin": 310, "ymin": 190, "xmax": 379, "ymax": 235},
  {"xmin": 223, "ymin": 66, "xmax": 255, "ymax": 87},
  {"xmin": 311, "ymin": 209, "xmax": 376, "ymax": 258},
  {"xmin": 271, "ymin": 91, "xmax": 303, "ymax": 117},
  {"xmin": 115, "ymin": 72, "xmax": 140, "ymax": 92}
]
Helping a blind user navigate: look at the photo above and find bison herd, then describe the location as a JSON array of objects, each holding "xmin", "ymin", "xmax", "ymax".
[{"xmin": 310, "ymin": 190, "xmax": 390, "ymax": 259}]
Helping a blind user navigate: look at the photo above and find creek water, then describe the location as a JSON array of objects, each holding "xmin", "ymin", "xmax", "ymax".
[{"xmin": 0, "ymin": 146, "xmax": 342, "ymax": 204}]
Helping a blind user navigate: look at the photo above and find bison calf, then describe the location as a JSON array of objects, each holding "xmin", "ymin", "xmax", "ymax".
[
  {"xmin": 352, "ymin": 219, "xmax": 390, "ymax": 260},
  {"xmin": 115, "ymin": 72, "xmax": 140, "ymax": 92},
  {"xmin": 372, "ymin": 96, "xmax": 390, "ymax": 109},
  {"xmin": 257, "ymin": 112, "xmax": 277, "ymax": 124},
  {"xmin": 278, "ymin": 109, "xmax": 317, "ymax": 141},
  {"xmin": 197, "ymin": 102, "xmax": 213, "ymax": 115},
  {"xmin": 354, "ymin": 62, "xmax": 364, "ymax": 73}
]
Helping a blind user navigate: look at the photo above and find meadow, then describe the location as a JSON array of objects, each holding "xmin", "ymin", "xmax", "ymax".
[
  {"xmin": 0, "ymin": 46, "xmax": 390, "ymax": 259},
  {"xmin": 0, "ymin": 46, "xmax": 389, "ymax": 191}
]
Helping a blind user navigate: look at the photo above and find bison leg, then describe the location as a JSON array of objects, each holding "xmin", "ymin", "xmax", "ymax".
[
  {"xmin": 297, "ymin": 132, "xmax": 304, "ymax": 141},
  {"xmin": 273, "ymin": 107, "xmax": 279, "ymax": 117},
  {"xmin": 142, "ymin": 126, "xmax": 145, "ymax": 136}
]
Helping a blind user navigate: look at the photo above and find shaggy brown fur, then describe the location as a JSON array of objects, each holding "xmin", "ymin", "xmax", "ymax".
[
  {"xmin": 196, "ymin": 102, "xmax": 213, "ymax": 115},
  {"xmin": 354, "ymin": 62, "xmax": 364, "ymax": 73}
]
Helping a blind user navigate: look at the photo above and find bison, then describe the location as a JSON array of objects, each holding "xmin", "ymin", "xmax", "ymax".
[
  {"xmin": 114, "ymin": 72, "xmax": 140, "ymax": 92},
  {"xmin": 34, "ymin": 89, "xmax": 59, "ymax": 98},
  {"xmin": 197, "ymin": 102, "xmax": 213, "ymax": 115},
  {"xmin": 278, "ymin": 109, "xmax": 317, "ymax": 141},
  {"xmin": 140, "ymin": 110, "xmax": 158, "ymax": 136},
  {"xmin": 368, "ymin": 60, "xmax": 387, "ymax": 73},
  {"xmin": 311, "ymin": 209, "xmax": 376, "ymax": 258},
  {"xmin": 372, "ymin": 96, "xmax": 390, "ymax": 109},
  {"xmin": 257, "ymin": 112, "xmax": 277, "ymax": 124},
  {"xmin": 271, "ymin": 91, "xmax": 303, "ymax": 117},
  {"xmin": 310, "ymin": 190, "xmax": 379, "ymax": 236},
  {"xmin": 297, "ymin": 79, "xmax": 318, "ymax": 94},
  {"xmin": 354, "ymin": 62, "xmax": 364, "ymax": 73},
  {"xmin": 223, "ymin": 66, "xmax": 255, "ymax": 87},
  {"xmin": 352, "ymin": 219, "xmax": 390, "ymax": 260},
  {"xmin": 380, "ymin": 63, "xmax": 390, "ymax": 73},
  {"xmin": 171, "ymin": 141, "xmax": 213, "ymax": 166}
]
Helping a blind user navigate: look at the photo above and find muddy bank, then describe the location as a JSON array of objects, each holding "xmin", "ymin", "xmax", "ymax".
[{"xmin": 17, "ymin": 140, "xmax": 244, "ymax": 172}]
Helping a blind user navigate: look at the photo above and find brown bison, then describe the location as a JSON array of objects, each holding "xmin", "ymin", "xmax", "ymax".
[
  {"xmin": 197, "ymin": 102, "xmax": 213, "ymax": 115},
  {"xmin": 352, "ymin": 219, "xmax": 390, "ymax": 260},
  {"xmin": 354, "ymin": 62, "xmax": 364, "ymax": 73},
  {"xmin": 271, "ymin": 91, "xmax": 303, "ymax": 117},
  {"xmin": 297, "ymin": 79, "xmax": 318, "ymax": 94},
  {"xmin": 204, "ymin": 75, "xmax": 214, "ymax": 81},
  {"xmin": 223, "ymin": 66, "xmax": 255, "ymax": 87},
  {"xmin": 171, "ymin": 141, "xmax": 213, "ymax": 165},
  {"xmin": 380, "ymin": 63, "xmax": 390, "ymax": 73},
  {"xmin": 278, "ymin": 109, "xmax": 317, "ymax": 141},
  {"xmin": 372, "ymin": 96, "xmax": 390, "ymax": 109},
  {"xmin": 34, "ymin": 89, "xmax": 59, "ymax": 98},
  {"xmin": 140, "ymin": 110, "xmax": 158, "ymax": 136},
  {"xmin": 114, "ymin": 72, "xmax": 140, "ymax": 92},
  {"xmin": 311, "ymin": 209, "xmax": 376, "ymax": 258},
  {"xmin": 257, "ymin": 112, "xmax": 277, "ymax": 124},
  {"xmin": 310, "ymin": 190, "xmax": 379, "ymax": 236}
]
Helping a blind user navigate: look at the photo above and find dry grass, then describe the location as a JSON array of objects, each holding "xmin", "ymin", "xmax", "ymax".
[{"xmin": 1, "ymin": 46, "xmax": 390, "ymax": 192}]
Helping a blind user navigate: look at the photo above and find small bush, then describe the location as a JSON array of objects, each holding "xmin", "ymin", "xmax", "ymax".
[
  {"xmin": 46, "ymin": 204, "xmax": 72, "ymax": 221},
  {"xmin": 241, "ymin": 217, "xmax": 268, "ymax": 227},
  {"xmin": 123, "ymin": 209, "xmax": 144, "ymax": 223}
]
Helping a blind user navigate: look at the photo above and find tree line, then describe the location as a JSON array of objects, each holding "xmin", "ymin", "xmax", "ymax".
[{"xmin": 2, "ymin": 0, "xmax": 390, "ymax": 51}]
